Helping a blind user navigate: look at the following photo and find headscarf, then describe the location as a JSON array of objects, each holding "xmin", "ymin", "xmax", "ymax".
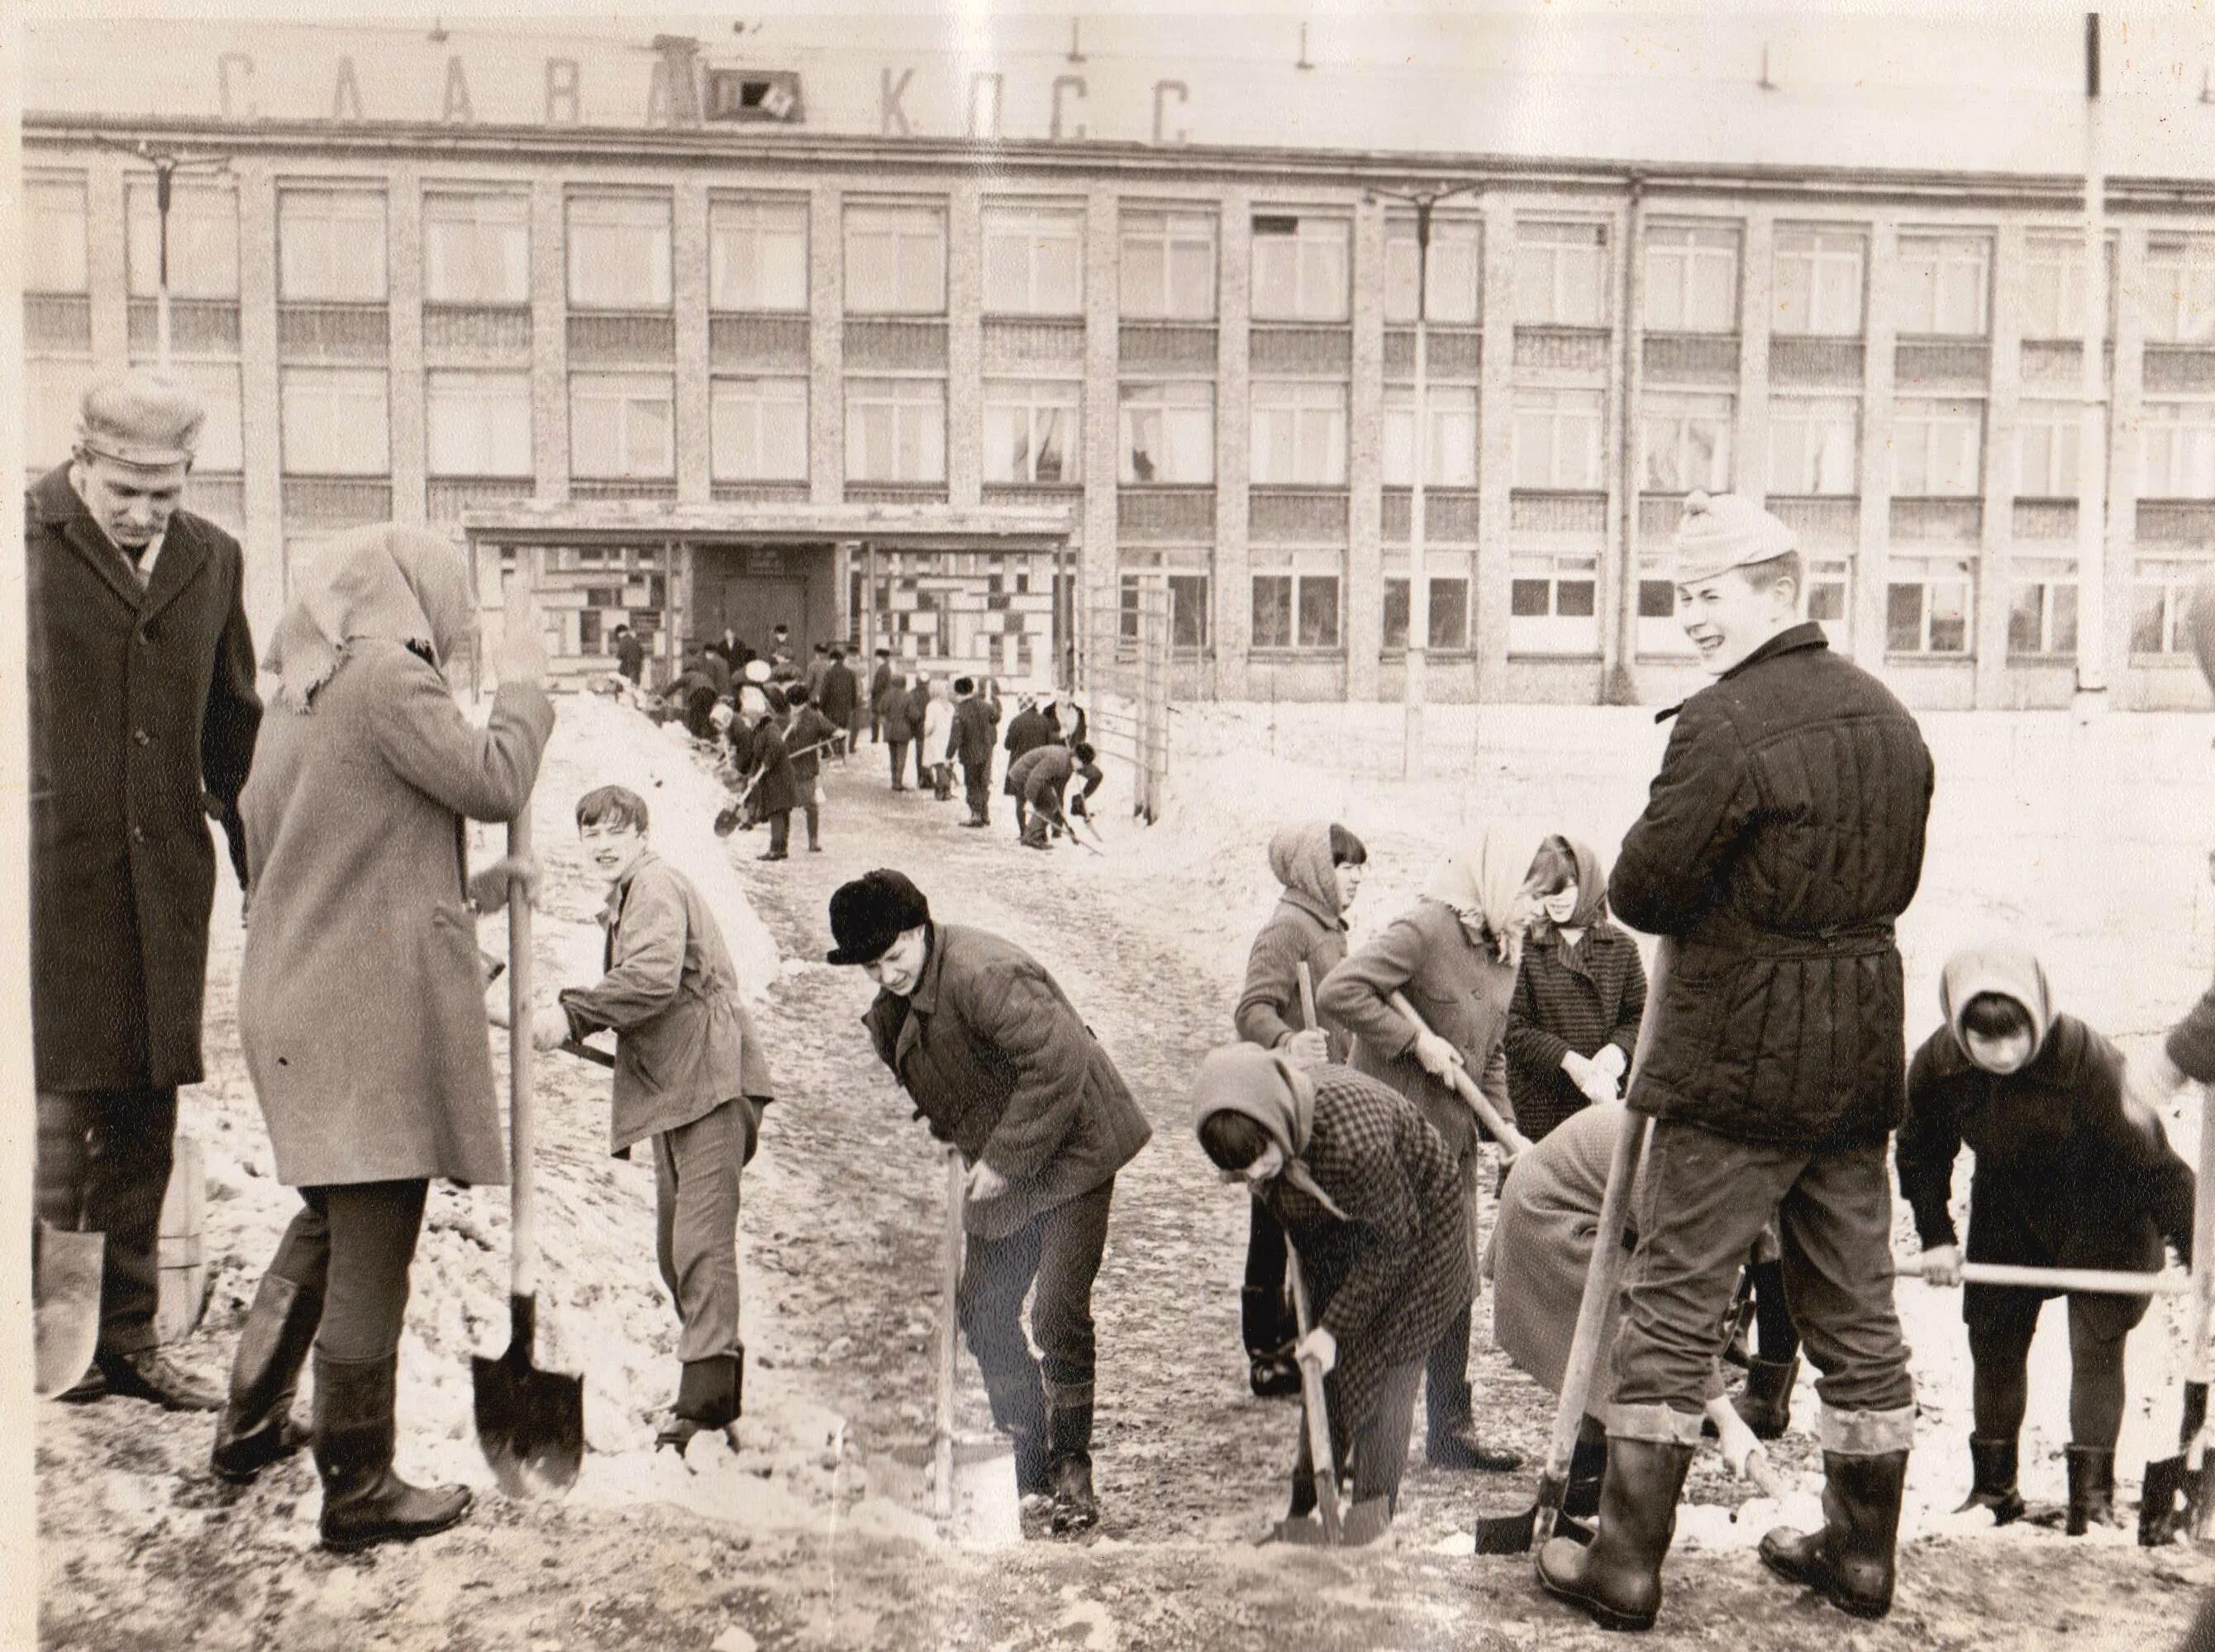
[
  {"xmin": 1267, "ymin": 821, "xmax": 1343, "ymax": 928},
  {"xmin": 1191, "ymin": 1044, "xmax": 1347, "ymax": 1220},
  {"xmin": 1939, "ymin": 940, "xmax": 2054, "ymax": 1059},
  {"xmin": 1546, "ymin": 837, "xmax": 1609, "ymax": 935},
  {"xmin": 261, "ymin": 524, "xmax": 475, "ymax": 713},
  {"xmin": 1422, "ymin": 821, "xmax": 1550, "ymax": 968}
]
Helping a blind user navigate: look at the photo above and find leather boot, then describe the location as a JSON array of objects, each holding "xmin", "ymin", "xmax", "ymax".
[
  {"xmin": 312, "ymin": 1354, "xmax": 473, "ymax": 1554},
  {"xmin": 1956, "ymin": 1434, "xmax": 2025, "ymax": 1525},
  {"xmin": 1536, "ymin": 1436, "xmax": 1695, "ymax": 1632},
  {"xmin": 657, "ymin": 1350, "xmax": 743, "ymax": 1453},
  {"xmin": 1341, "ymin": 1495, "xmax": 1394, "ymax": 1546},
  {"xmin": 211, "ymin": 1274, "xmax": 322, "ymax": 1483},
  {"xmin": 1012, "ymin": 1421, "xmax": 1052, "ymax": 1506},
  {"xmin": 1046, "ymin": 1402, "xmax": 1098, "ymax": 1535},
  {"xmin": 1563, "ymin": 1414, "xmax": 1608, "ymax": 1521},
  {"xmin": 1732, "ymin": 1355, "xmax": 1798, "ymax": 1442},
  {"xmin": 2065, "ymin": 1445, "xmax": 2119, "ymax": 1536},
  {"xmin": 1427, "ymin": 1382, "xmax": 1524, "ymax": 1472},
  {"xmin": 1760, "ymin": 1450, "xmax": 1909, "ymax": 1620}
]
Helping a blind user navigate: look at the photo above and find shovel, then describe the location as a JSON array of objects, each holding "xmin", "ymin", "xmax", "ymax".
[
  {"xmin": 2147, "ymin": 1079, "xmax": 2215, "ymax": 1543},
  {"xmin": 1273, "ymin": 1252, "xmax": 1345, "ymax": 1545},
  {"xmin": 472, "ymin": 804, "xmax": 586, "ymax": 1497},
  {"xmin": 1387, "ymin": 992, "xmax": 1532, "ymax": 1157},
  {"xmin": 33, "ymin": 1220, "xmax": 104, "ymax": 1400},
  {"xmin": 1474, "ymin": 939, "xmax": 1673, "ymax": 1555}
]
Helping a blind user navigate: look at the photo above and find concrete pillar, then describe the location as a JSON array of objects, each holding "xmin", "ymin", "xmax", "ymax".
[
  {"xmin": 674, "ymin": 178, "xmax": 711, "ymax": 505},
  {"xmin": 1976, "ymin": 221, "xmax": 2027, "ymax": 705},
  {"xmin": 387, "ymin": 164, "xmax": 426, "ymax": 528},
  {"xmin": 1216, "ymin": 188, "xmax": 1254, "ymax": 695},
  {"xmin": 1474, "ymin": 194, "xmax": 1517, "ymax": 703},
  {"xmin": 810, "ymin": 188, "xmax": 844, "ymax": 507},
  {"xmin": 529, "ymin": 178, "xmax": 569, "ymax": 505},
  {"xmin": 1738, "ymin": 210, "xmax": 1776, "ymax": 509},
  {"xmin": 1854, "ymin": 216, "xmax": 1902, "ymax": 664},
  {"xmin": 947, "ymin": 182, "xmax": 982, "ymax": 508},
  {"xmin": 1082, "ymin": 184, "xmax": 1121, "ymax": 662},
  {"xmin": 1346, "ymin": 197, "xmax": 1385, "ymax": 702},
  {"xmin": 85, "ymin": 153, "xmax": 128, "ymax": 375},
  {"xmin": 236, "ymin": 159, "xmax": 285, "ymax": 631},
  {"xmin": 2108, "ymin": 226, "xmax": 2149, "ymax": 702}
]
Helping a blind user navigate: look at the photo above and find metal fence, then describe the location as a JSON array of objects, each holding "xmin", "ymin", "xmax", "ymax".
[{"xmin": 1076, "ymin": 574, "xmax": 1171, "ymax": 823}]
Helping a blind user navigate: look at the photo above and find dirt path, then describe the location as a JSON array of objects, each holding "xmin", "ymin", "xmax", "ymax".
[{"xmin": 35, "ymin": 719, "xmax": 2215, "ymax": 1652}]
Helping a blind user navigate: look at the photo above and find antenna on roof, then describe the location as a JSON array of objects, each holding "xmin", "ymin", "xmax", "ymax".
[
  {"xmin": 427, "ymin": 17, "xmax": 448, "ymax": 44},
  {"xmin": 1297, "ymin": 20, "xmax": 1313, "ymax": 71},
  {"xmin": 1757, "ymin": 42, "xmax": 1778, "ymax": 91},
  {"xmin": 1067, "ymin": 17, "xmax": 1085, "ymax": 64}
]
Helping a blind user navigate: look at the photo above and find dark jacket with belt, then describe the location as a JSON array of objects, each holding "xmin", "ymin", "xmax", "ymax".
[
  {"xmin": 862, "ymin": 922, "xmax": 1152, "ymax": 1240},
  {"xmin": 1505, "ymin": 924, "xmax": 1647, "ymax": 1142},
  {"xmin": 785, "ymin": 707, "xmax": 840, "ymax": 787},
  {"xmin": 1609, "ymin": 623, "xmax": 1934, "ymax": 1148},
  {"xmin": 27, "ymin": 465, "xmax": 262, "ymax": 1092},
  {"xmin": 817, "ymin": 662, "xmax": 860, "ymax": 726},
  {"xmin": 747, "ymin": 721, "xmax": 799, "ymax": 816},
  {"xmin": 879, "ymin": 676, "xmax": 917, "ymax": 741},
  {"xmin": 951, "ymin": 693, "xmax": 1002, "ymax": 770}
]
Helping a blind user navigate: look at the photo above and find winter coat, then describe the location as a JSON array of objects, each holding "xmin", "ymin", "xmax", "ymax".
[
  {"xmin": 555, "ymin": 850, "xmax": 775, "ymax": 1154},
  {"xmin": 1317, "ymin": 898, "xmax": 1516, "ymax": 1162},
  {"xmin": 904, "ymin": 683, "xmax": 931, "ymax": 746},
  {"xmin": 879, "ymin": 674, "xmax": 917, "ymax": 740},
  {"xmin": 615, "ymin": 632, "xmax": 645, "ymax": 683},
  {"xmin": 951, "ymin": 693, "xmax": 1002, "ymax": 770},
  {"xmin": 2165, "ymin": 977, "xmax": 2215, "ymax": 1088},
  {"xmin": 26, "ymin": 465, "xmax": 263, "ymax": 1092},
  {"xmin": 1259, "ymin": 1065, "xmax": 1472, "ymax": 1435},
  {"xmin": 1899, "ymin": 943, "xmax": 2194, "ymax": 1297},
  {"xmin": 1487, "ymin": 1105, "xmax": 1659, "ymax": 1410},
  {"xmin": 1505, "ymin": 924, "xmax": 1647, "ymax": 1143},
  {"xmin": 747, "ymin": 720, "xmax": 799, "ymax": 816},
  {"xmin": 1050, "ymin": 702, "xmax": 1089, "ymax": 747},
  {"xmin": 785, "ymin": 707, "xmax": 839, "ymax": 787},
  {"xmin": 1235, "ymin": 823, "xmax": 1354, "ymax": 1062},
  {"xmin": 922, "ymin": 688, "xmax": 955, "ymax": 765},
  {"xmin": 862, "ymin": 922, "xmax": 1152, "ymax": 1240},
  {"xmin": 1003, "ymin": 707, "xmax": 1060, "ymax": 793},
  {"xmin": 1008, "ymin": 744, "xmax": 1101, "ymax": 812},
  {"xmin": 817, "ymin": 662, "xmax": 860, "ymax": 726},
  {"xmin": 239, "ymin": 645, "xmax": 552, "ymax": 1187},
  {"xmin": 696, "ymin": 652, "xmax": 733, "ymax": 699},
  {"xmin": 869, "ymin": 661, "xmax": 893, "ymax": 712},
  {"xmin": 1609, "ymin": 622, "xmax": 1933, "ymax": 1149}
]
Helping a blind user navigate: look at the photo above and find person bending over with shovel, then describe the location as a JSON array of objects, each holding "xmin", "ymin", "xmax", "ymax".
[
  {"xmin": 1898, "ymin": 939, "xmax": 2194, "ymax": 1535},
  {"xmin": 827, "ymin": 869, "xmax": 1152, "ymax": 1535},
  {"xmin": 1538, "ymin": 492, "xmax": 1934, "ymax": 1631},
  {"xmin": 216, "ymin": 525, "xmax": 552, "ymax": 1552},
  {"xmin": 1195, "ymin": 1043, "xmax": 1471, "ymax": 1546},
  {"xmin": 1318, "ymin": 825, "xmax": 1567, "ymax": 1474},
  {"xmin": 1010, "ymin": 740, "xmax": 1103, "ymax": 850},
  {"xmin": 489, "ymin": 784, "xmax": 779, "ymax": 1455}
]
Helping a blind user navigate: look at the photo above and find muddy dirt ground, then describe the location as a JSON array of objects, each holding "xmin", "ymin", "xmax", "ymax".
[{"xmin": 36, "ymin": 701, "xmax": 2215, "ymax": 1652}]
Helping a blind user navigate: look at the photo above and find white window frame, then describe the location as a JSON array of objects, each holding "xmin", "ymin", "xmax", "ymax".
[
  {"xmin": 1381, "ymin": 559, "xmax": 1474, "ymax": 652},
  {"xmin": 1118, "ymin": 207, "xmax": 1217, "ymax": 321},
  {"xmin": 1644, "ymin": 224, "xmax": 1740, "ymax": 333},
  {"xmin": 1896, "ymin": 233, "xmax": 1992, "ymax": 337},
  {"xmin": 1773, "ymin": 227, "xmax": 1865, "ymax": 337},
  {"xmin": 565, "ymin": 193, "xmax": 673, "ymax": 311},
  {"xmin": 127, "ymin": 177, "xmax": 240, "ymax": 301},
  {"xmin": 708, "ymin": 196, "xmax": 808, "ymax": 312},
  {"xmin": 983, "ymin": 378, "xmax": 1081, "ymax": 484},
  {"xmin": 1893, "ymin": 397, "xmax": 1984, "ymax": 497},
  {"xmin": 1509, "ymin": 553, "xmax": 1602, "ymax": 657},
  {"xmin": 2141, "ymin": 401, "xmax": 2215, "ymax": 500},
  {"xmin": 279, "ymin": 366, "xmax": 390, "ymax": 474},
  {"xmin": 844, "ymin": 203, "xmax": 948, "ymax": 316},
  {"xmin": 1513, "ymin": 388, "xmax": 1606, "ymax": 490},
  {"xmin": 1885, "ymin": 557, "xmax": 1976, "ymax": 656},
  {"xmin": 710, "ymin": 375, "xmax": 809, "ymax": 482},
  {"xmin": 1383, "ymin": 384, "xmax": 1479, "ymax": 488},
  {"xmin": 568, "ymin": 371, "xmax": 675, "ymax": 479},
  {"xmin": 26, "ymin": 173, "xmax": 88, "ymax": 293},
  {"xmin": 1767, "ymin": 395, "xmax": 1860, "ymax": 495},
  {"xmin": 422, "ymin": 191, "xmax": 529, "ymax": 307},
  {"xmin": 1384, "ymin": 212, "xmax": 1482, "ymax": 326},
  {"xmin": 1250, "ymin": 214, "xmax": 1350, "ymax": 323},
  {"xmin": 2144, "ymin": 236, "xmax": 2215, "ymax": 345},
  {"xmin": 1515, "ymin": 221, "xmax": 1608, "ymax": 327},
  {"xmin": 2016, "ymin": 401, "xmax": 2093, "ymax": 498},
  {"xmin": 1117, "ymin": 560, "xmax": 1214, "ymax": 651},
  {"xmin": 426, "ymin": 369, "xmax": 531, "ymax": 478},
  {"xmin": 278, "ymin": 188, "xmax": 388, "ymax": 302},
  {"xmin": 1249, "ymin": 379, "xmax": 1349, "ymax": 485},
  {"xmin": 1249, "ymin": 563, "xmax": 1343, "ymax": 651},
  {"xmin": 2132, "ymin": 557, "xmax": 2211, "ymax": 655},
  {"xmin": 1119, "ymin": 381, "xmax": 1215, "ymax": 484},
  {"xmin": 1641, "ymin": 393, "xmax": 1735, "ymax": 493},
  {"xmin": 982, "ymin": 206, "xmax": 1084, "ymax": 317},
  {"xmin": 844, "ymin": 376, "xmax": 947, "ymax": 483},
  {"xmin": 2006, "ymin": 557, "xmax": 2079, "ymax": 658}
]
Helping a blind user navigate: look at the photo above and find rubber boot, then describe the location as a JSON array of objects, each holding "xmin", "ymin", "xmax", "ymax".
[
  {"xmin": 2065, "ymin": 1445, "xmax": 2119, "ymax": 1536},
  {"xmin": 1759, "ymin": 1450, "xmax": 1909, "ymax": 1620},
  {"xmin": 1732, "ymin": 1355, "xmax": 1798, "ymax": 1442},
  {"xmin": 1563, "ymin": 1414, "xmax": 1609, "ymax": 1522},
  {"xmin": 1341, "ymin": 1495, "xmax": 1394, "ymax": 1546},
  {"xmin": 1012, "ymin": 1421, "xmax": 1052, "ymax": 1506},
  {"xmin": 2142, "ymin": 1454, "xmax": 2190, "ymax": 1546},
  {"xmin": 312, "ymin": 1354, "xmax": 473, "ymax": 1554},
  {"xmin": 1241, "ymin": 1287, "xmax": 1300, "ymax": 1399},
  {"xmin": 1536, "ymin": 1436, "xmax": 1695, "ymax": 1632},
  {"xmin": 1046, "ymin": 1402, "xmax": 1098, "ymax": 1535},
  {"xmin": 211, "ymin": 1274, "xmax": 322, "ymax": 1483},
  {"xmin": 1956, "ymin": 1434, "xmax": 2026, "ymax": 1525}
]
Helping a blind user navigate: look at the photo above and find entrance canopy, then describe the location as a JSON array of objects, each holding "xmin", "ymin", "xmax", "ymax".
[{"xmin": 459, "ymin": 498, "xmax": 1075, "ymax": 550}]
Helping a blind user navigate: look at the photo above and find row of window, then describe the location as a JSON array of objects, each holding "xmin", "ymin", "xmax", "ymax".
[
  {"xmin": 27, "ymin": 172, "xmax": 2215, "ymax": 340},
  {"xmin": 1117, "ymin": 556, "xmax": 2209, "ymax": 664},
  {"xmin": 28, "ymin": 350, "xmax": 2215, "ymax": 499}
]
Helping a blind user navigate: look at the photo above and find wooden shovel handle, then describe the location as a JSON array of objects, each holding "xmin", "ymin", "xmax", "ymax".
[
  {"xmin": 935, "ymin": 1146, "xmax": 964, "ymax": 1520},
  {"xmin": 1387, "ymin": 991, "xmax": 1532, "ymax": 1157},
  {"xmin": 1894, "ymin": 1255, "xmax": 2192, "ymax": 1296},
  {"xmin": 507, "ymin": 810, "xmax": 537, "ymax": 1298},
  {"xmin": 1289, "ymin": 1253, "xmax": 1341, "ymax": 1545}
]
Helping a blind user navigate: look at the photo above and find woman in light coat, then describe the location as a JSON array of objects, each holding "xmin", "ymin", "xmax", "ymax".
[
  {"xmin": 922, "ymin": 676, "xmax": 955, "ymax": 801},
  {"xmin": 212, "ymin": 525, "xmax": 552, "ymax": 1554}
]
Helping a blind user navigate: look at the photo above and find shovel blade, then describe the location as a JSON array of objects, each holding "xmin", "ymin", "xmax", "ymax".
[
  {"xmin": 1472, "ymin": 1497, "xmax": 1538, "ymax": 1554},
  {"xmin": 34, "ymin": 1223, "xmax": 104, "ymax": 1400},
  {"xmin": 472, "ymin": 1294, "xmax": 584, "ymax": 1498}
]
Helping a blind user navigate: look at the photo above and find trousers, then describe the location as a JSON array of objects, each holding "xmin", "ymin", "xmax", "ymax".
[
  {"xmin": 651, "ymin": 1098, "xmax": 755, "ymax": 1364},
  {"xmin": 36, "ymin": 1086, "xmax": 179, "ymax": 1357},
  {"xmin": 958, "ymin": 1179, "xmax": 1114, "ymax": 1437},
  {"xmin": 1969, "ymin": 1288, "xmax": 2132, "ymax": 1449},
  {"xmin": 1292, "ymin": 1356, "xmax": 1424, "ymax": 1512},
  {"xmin": 963, "ymin": 762, "xmax": 992, "ymax": 822},
  {"xmin": 887, "ymin": 740, "xmax": 910, "ymax": 788},
  {"xmin": 1242, "ymin": 1197, "xmax": 1296, "ymax": 1354},
  {"xmin": 1611, "ymin": 1120, "xmax": 1913, "ymax": 1436},
  {"xmin": 259, "ymin": 1179, "xmax": 430, "ymax": 1363}
]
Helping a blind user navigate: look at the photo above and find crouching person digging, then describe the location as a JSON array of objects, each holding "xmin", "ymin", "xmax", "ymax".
[
  {"xmin": 1194, "ymin": 1043, "xmax": 1473, "ymax": 1546},
  {"xmin": 827, "ymin": 870, "xmax": 1151, "ymax": 1535}
]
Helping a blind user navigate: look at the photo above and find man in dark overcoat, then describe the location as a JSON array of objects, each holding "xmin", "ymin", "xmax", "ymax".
[
  {"xmin": 949, "ymin": 676, "xmax": 1002, "ymax": 828},
  {"xmin": 30, "ymin": 369, "xmax": 262, "ymax": 1409},
  {"xmin": 816, "ymin": 646, "xmax": 860, "ymax": 755},
  {"xmin": 1539, "ymin": 492, "xmax": 1934, "ymax": 1631},
  {"xmin": 828, "ymin": 869, "xmax": 1151, "ymax": 1536}
]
